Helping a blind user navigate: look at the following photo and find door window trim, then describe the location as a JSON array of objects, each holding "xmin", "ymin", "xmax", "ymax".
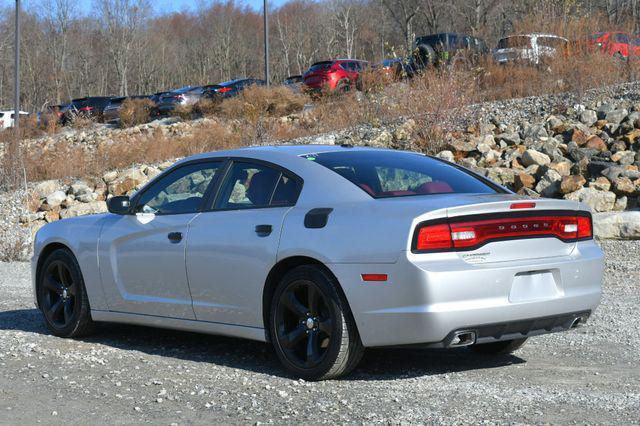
[
  {"xmin": 206, "ymin": 157, "xmax": 304, "ymax": 212},
  {"xmin": 129, "ymin": 159, "xmax": 225, "ymax": 216}
]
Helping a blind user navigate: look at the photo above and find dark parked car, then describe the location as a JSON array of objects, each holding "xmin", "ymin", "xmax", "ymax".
[
  {"xmin": 413, "ymin": 33, "xmax": 489, "ymax": 70},
  {"xmin": 155, "ymin": 86, "xmax": 205, "ymax": 115},
  {"xmin": 283, "ymin": 75, "xmax": 303, "ymax": 92},
  {"xmin": 202, "ymin": 78, "xmax": 266, "ymax": 101},
  {"xmin": 102, "ymin": 95, "xmax": 154, "ymax": 124},
  {"xmin": 62, "ymin": 96, "xmax": 114, "ymax": 124}
]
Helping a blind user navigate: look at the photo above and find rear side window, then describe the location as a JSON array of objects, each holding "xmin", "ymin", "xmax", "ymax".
[
  {"xmin": 615, "ymin": 33, "xmax": 630, "ymax": 43},
  {"xmin": 304, "ymin": 151, "xmax": 500, "ymax": 198},
  {"xmin": 215, "ymin": 161, "xmax": 301, "ymax": 209}
]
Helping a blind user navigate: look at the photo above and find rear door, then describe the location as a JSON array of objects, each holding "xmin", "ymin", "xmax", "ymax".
[{"xmin": 186, "ymin": 159, "xmax": 302, "ymax": 327}]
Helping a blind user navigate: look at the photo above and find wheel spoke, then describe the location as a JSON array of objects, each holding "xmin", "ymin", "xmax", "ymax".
[
  {"xmin": 48, "ymin": 298, "xmax": 63, "ymax": 320},
  {"xmin": 66, "ymin": 282, "xmax": 77, "ymax": 297},
  {"xmin": 63, "ymin": 299, "xmax": 73, "ymax": 324},
  {"xmin": 318, "ymin": 318, "xmax": 332, "ymax": 335},
  {"xmin": 281, "ymin": 292, "xmax": 308, "ymax": 317},
  {"xmin": 44, "ymin": 276, "xmax": 63, "ymax": 295},
  {"xmin": 306, "ymin": 330, "xmax": 321, "ymax": 365},
  {"xmin": 57, "ymin": 263, "xmax": 68, "ymax": 286},
  {"xmin": 280, "ymin": 324, "xmax": 306, "ymax": 349},
  {"xmin": 307, "ymin": 286, "xmax": 319, "ymax": 316}
]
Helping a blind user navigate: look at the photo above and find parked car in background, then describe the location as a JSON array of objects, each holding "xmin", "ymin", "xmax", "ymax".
[
  {"xmin": 102, "ymin": 95, "xmax": 154, "ymax": 124},
  {"xmin": 302, "ymin": 59, "xmax": 368, "ymax": 93},
  {"xmin": 373, "ymin": 58, "xmax": 404, "ymax": 80},
  {"xmin": 202, "ymin": 78, "xmax": 266, "ymax": 101},
  {"xmin": 588, "ymin": 31, "xmax": 633, "ymax": 59},
  {"xmin": 62, "ymin": 97, "xmax": 114, "ymax": 124},
  {"xmin": 0, "ymin": 110, "xmax": 29, "ymax": 129},
  {"xmin": 283, "ymin": 75, "xmax": 303, "ymax": 92},
  {"xmin": 494, "ymin": 34, "xmax": 568, "ymax": 65},
  {"xmin": 155, "ymin": 86, "xmax": 204, "ymax": 115},
  {"xmin": 413, "ymin": 33, "xmax": 489, "ymax": 70}
]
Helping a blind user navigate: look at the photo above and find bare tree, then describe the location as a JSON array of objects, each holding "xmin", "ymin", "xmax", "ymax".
[
  {"xmin": 381, "ymin": 0, "xmax": 421, "ymax": 53},
  {"xmin": 96, "ymin": 0, "xmax": 150, "ymax": 96}
]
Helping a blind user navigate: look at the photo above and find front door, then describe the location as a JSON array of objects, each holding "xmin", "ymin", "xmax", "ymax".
[
  {"xmin": 186, "ymin": 160, "xmax": 302, "ymax": 327},
  {"xmin": 98, "ymin": 160, "xmax": 223, "ymax": 318}
]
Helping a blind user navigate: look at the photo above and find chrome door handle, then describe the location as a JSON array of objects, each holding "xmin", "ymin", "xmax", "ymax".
[{"xmin": 168, "ymin": 232, "xmax": 183, "ymax": 243}]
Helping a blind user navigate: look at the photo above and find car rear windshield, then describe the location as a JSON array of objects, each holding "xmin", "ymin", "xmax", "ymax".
[
  {"xmin": 309, "ymin": 62, "xmax": 333, "ymax": 71},
  {"xmin": 304, "ymin": 150, "xmax": 501, "ymax": 198}
]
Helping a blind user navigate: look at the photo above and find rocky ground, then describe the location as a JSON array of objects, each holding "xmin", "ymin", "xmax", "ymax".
[{"xmin": 0, "ymin": 240, "xmax": 637, "ymax": 424}]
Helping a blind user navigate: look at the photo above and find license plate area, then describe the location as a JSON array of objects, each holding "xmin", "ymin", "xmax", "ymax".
[{"xmin": 509, "ymin": 270, "xmax": 560, "ymax": 303}]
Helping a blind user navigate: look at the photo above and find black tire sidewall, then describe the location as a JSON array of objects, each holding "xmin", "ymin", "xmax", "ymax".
[
  {"xmin": 37, "ymin": 249, "xmax": 91, "ymax": 337},
  {"xmin": 269, "ymin": 266, "xmax": 348, "ymax": 379}
]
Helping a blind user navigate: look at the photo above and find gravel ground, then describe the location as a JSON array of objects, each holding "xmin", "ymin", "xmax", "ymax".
[{"xmin": 0, "ymin": 241, "xmax": 638, "ymax": 425}]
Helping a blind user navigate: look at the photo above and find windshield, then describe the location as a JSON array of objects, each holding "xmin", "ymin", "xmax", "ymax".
[
  {"xmin": 304, "ymin": 150, "xmax": 500, "ymax": 198},
  {"xmin": 497, "ymin": 36, "xmax": 531, "ymax": 49}
]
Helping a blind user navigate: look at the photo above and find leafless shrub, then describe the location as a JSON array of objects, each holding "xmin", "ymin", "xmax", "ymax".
[{"xmin": 119, "ymin": 98, "xmax": 156, "ymax": 128}]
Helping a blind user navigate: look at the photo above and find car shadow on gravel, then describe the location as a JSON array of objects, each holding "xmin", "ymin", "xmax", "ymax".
[{"xmin": 0, "ymin": 308, "xmax": 525, "ymax": 380}]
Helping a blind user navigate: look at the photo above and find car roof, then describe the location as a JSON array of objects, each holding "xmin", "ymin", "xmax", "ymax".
[{"xmin": 185, "ymin": 144, "xmax": 397, "ymax": 163}]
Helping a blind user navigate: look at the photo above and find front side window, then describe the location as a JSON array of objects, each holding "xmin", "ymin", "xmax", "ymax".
[
  {"xmin": 615, "ymin": 33, "xmax": 630, "ymax": 43},
  {"xmin": 134, "ymin": 162, "xmax": 221, "ymax": 215},
  {"xmin": 304, "ymin": 150, "xmax": 501, "ymax": 198},
  {"xmin": 215, "ymin": 162, "xmax": 300, "ymax": 209}
]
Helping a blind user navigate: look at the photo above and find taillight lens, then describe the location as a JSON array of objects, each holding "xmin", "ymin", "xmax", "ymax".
[
  {"xmin": 79, "ymin": 106, "xmax": 94, "ymax": 112},
  {"xmin": 413, "ymin": 212, "xmax": 593, "ymax": 253},
  {"xmin": 577, "ymin": 215, "xmax": 593, "ymax": 239},
  {"xmin": 217, "ymin": 87, "xmax": 232, "ymax": 93},
  {"xmin": 416, "ymin": 223, "xmax": 452, "ymax": 251}
]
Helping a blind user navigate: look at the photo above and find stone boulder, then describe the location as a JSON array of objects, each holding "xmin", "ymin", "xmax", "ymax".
[
  {"xmin": 593, "ymin": 211, "xmax": 640, "ymax": 239},
  {"xmin": 521, "ymin": 149, "xmax": 551, "ymax": 167},
  {"xmin": 59, "ymin": 201, "xmax": 108, "ymax": 219},
  {"xmin": 564, "ymin": 187, "xmax": 616, "ymax": 212}
]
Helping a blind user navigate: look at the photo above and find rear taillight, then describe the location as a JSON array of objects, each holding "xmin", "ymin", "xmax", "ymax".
[
  {"xmin": 416, "ymin": 223, "xmax": 452, "ymax": 251},
  {"xmin": 413, "ymin": 212, "xmax": 593, "ymax": 253},
  {"xmin": 79, "ymin": 106, "xmax": 94, "ymax": 112},
  {"xmin": 577, "ymin": 215, "xmax": 593, "ymax": 239},
  {"xmin": 217, "ymin": 87, "xmax": 232, "ymax": 93}
]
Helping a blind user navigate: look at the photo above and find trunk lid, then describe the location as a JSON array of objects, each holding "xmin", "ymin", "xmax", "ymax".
[{"xmin": 407, "ymin": 194, "xmax": 586, "ymax": 264}]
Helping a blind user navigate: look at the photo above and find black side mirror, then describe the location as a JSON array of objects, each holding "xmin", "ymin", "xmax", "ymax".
[{"xmin": 107, "ymin": 196, "xmax": 131, "ymax": 215}]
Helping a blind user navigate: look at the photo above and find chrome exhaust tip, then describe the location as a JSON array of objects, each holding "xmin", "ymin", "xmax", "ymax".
[
  {"xmin": 448, "ymin": 330, "xmax": 476, "ymax": 347},
  {"xmin": 571, "ymin": 314, "xmax": 589, "ymax": 328}
]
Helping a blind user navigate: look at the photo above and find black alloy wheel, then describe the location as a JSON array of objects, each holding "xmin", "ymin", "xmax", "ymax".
[
  {"xmin": 42, "ymin": 260, "xmax": 78, "ymax": 328},
  {"xmin": 37, "ymin": 248, "xmax": 95, "ymax": 337},
  {"xmin": 270, "ymin": 265, "xmax": 364, "ymax": 380},
  {"xmin": 275, "ymin": 280, "xmax": 333, "ymax": 369}
]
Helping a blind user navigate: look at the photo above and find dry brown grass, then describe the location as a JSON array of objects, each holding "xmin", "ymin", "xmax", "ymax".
[
  {"xmin": 119, "ymin": 98, "xmax": 156, "ymax": 128},
  {"xmin": 21, "ymin": 120, "xmax": 244, "ymax": 182},
  {"xmin": 219, "ymin": 85, "xmax": 308, "ymax": 120}
]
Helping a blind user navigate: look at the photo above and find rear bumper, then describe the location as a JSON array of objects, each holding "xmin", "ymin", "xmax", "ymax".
[{"xmin": 329, "ymin": 240, "xmax": 603, "ymax": 347}]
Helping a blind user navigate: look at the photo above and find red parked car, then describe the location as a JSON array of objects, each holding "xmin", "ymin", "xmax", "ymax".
[
  {"xmin": 589, "ymin": 31, "xmax": 634, "ymax": 59},
  {"xmin": 302, "ymin": 59, "xmax": 368, "ymax": 93}
]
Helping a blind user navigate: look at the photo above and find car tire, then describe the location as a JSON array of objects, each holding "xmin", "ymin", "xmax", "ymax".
[
  {"xmin": 335, "ymin": 80, "xmax": 351, "ymax": 93},
  {"xmin": 269, "ymin": 265, "xmax": 364, "ymax": 380},
  {"xmin": 469, "ymin": 338, "xmax": 528, "ymax": 355},
  {"xmin": 37, "ymin": 248, "xmax": 95, "ymax": 338}
]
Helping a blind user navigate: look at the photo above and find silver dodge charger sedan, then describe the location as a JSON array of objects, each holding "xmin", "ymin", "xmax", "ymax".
[{"xmin": 32, "ymin": 145, "xmax": 604, "ymax": 380}]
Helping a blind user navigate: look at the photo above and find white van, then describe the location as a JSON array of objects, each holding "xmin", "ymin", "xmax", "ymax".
[{"xmin": 0, "ymin": 110, "xmax": 29, "ymax": 129}]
